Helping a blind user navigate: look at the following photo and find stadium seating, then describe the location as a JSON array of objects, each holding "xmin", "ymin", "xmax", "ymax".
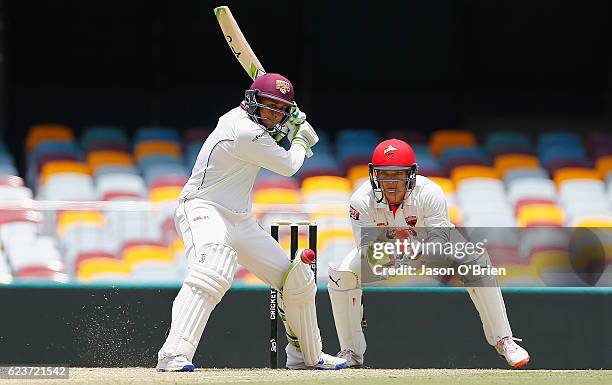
[
  {"xmin": 3, "ymin": 123, "xmax": 610, "ymax": 287},
  {"xmin": 484, "ymin": 131, "xmax": 531, "ymax": 155},
  {"xmin": 430, "ymin": 130, "xmax": 477, "ymax": 158}
]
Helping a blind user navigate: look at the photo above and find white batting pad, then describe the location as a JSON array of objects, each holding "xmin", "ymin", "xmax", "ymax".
[
  {"xmin": 467, "ymin": 286, "xmax": 512, "ymax": 346},
  {"xmin": 280, "ymin": 259, "xmax": 322, "ymax": 367},
  {"xmin": 158, "ymin": 243, "xmax": 237, "ymax": 361},
  {"xmin": 327, "ymin": 265, "xmax": 366, "ymax": 360}
]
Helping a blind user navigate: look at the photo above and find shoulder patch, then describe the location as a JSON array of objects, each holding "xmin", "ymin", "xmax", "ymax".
[{"xmin": 349, "ymin": 205, "xmax": 361, "ymax": 220}]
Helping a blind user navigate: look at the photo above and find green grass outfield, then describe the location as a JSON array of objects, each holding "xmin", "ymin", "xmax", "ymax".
[{"xmin": 8, "ymin": 368, "xmax": 610, "ymax": 385}]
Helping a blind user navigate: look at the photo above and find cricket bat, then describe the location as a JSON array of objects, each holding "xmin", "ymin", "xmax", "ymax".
[
  {"xmin": 214, "ymin": 6, "xmax": 266, "ymax": 81},
  {"xmin": 213, "ymin": 5, "xmax": 315, "ymax": 157}
]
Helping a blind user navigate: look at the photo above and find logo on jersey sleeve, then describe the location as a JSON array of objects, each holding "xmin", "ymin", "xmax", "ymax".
[{"xmin": 349, "ymin": 205, "xmax": 361, "ymax": 220}]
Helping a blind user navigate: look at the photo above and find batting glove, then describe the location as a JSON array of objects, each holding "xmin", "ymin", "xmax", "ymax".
[
  {"xmin": 291, "ymin": 121, "xmax": 318, "ymax": 158},
  {"xmin": 288, "ymin": 105, "xmax": 307, "ymax": 126}
]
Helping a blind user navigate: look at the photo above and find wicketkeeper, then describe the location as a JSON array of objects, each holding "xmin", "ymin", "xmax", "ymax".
[{"xmin": 328, "ymin": 139, "xmax": 530, "ymax": 369}]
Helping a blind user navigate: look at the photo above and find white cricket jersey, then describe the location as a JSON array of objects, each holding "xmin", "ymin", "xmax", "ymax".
[
  {"xmin": 348, "ymin": 175, "xmax": 452, "ymax": 244},
  {"xmin": 180, "ymin": 107, "xmax": 306, "ymax": 213}
]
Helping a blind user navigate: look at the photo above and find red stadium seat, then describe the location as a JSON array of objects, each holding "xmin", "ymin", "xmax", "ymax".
[
  {"xmin": 514, "ymin": 198, "xmax": 557, "ymax": 216},
  {"xmin": 149, "ymin": 176, "xmax": 188, "ymax": 190},
  {"xmin": 0, "ymin": 175, "xmax": 24, "ymax": 187},
  {"xmin": 15, "ymin": 265, "xmax": 68, "ymax": 282},
  {"xmin": 102, "ymin": 191, "xmax": 145, "ymax": 201},
  {"xmin": 76, "ymin": 251, "xmax": 120, "ymax": 268},
  {"xmin": 0, "ymin": 209, "xmax": 43, "ymax": 225},
  {"xmin": 254, "ymin": 178, "xmax": 299, "ymax": 191}
]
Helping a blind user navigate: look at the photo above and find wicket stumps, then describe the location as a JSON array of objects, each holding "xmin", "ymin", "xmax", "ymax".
[{"xmin": 269, "ymin": 220, "xmax": 317, "ymax": 369}]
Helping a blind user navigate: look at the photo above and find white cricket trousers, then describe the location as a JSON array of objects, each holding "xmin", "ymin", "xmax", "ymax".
[{"xmin": 175, "ymin": 198, "xmax": 292, "ymax": 290}]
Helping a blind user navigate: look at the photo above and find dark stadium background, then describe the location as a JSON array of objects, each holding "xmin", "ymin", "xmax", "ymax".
[{"xmin": 2, "ymin": 0, "xmax": 610, "ymax": 173}]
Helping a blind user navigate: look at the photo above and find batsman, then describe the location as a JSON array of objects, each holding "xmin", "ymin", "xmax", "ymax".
[
  {"xmin": 156, "ymin": 73, "xmax": 347, "ymax": 371},
  {"xmin": 328, "ymin": 139, "xmax": 530, "ymax": 369}
]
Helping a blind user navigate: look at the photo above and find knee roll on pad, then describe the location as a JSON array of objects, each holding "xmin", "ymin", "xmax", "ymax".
[
  {"xmin": 184, "ymin": 243, "xmax": 238, "ymax": 303},
  {"xmin": 327, "ymin": 264, "xmax": 360, "ymax": 291},
  {"xmin": 158, "ymin": 243, "xmax": 237, "ymax": 361},
  {"xmin": 280, "ymin": 260, "xmax": 322, "ymax": 367}
]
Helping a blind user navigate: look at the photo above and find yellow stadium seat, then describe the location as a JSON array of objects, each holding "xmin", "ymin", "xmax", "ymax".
[
  {"xmin": 135, "ymin": 141, "xmax": 181, "ymax": 161},
  {"xmin": 318, "ymin": 228, "xmax": 354, "ymax": 251},
  {"xmin": 448, "ymin": 205, "xmax": 462, "ymax": 226},
  {"xmin": 310, "ymin": 207, "xmax": 349, "ymax": 221},
  {"xmin": 553, "ymin": 167, "xmax": 600, "ymax": 189},
  {"xmin": 279, "ymin": 234, "xmax": 309, "ymax": 252},
  {"xmin": 123, "ymin": 245, "xmax": 174, "ymax": 269},
  {"xmin": 87, "ymin": 151, "xmax": 134, "ymax": 170},
  {"xmin": 150, "ymin": 186, "xmax": 182, "ymax": 202},
  {"xmin": 302, "ymin": 176, "xmax": 351, "ymax": 195},
  {"xmin": 77, "ymin": 257, "xmax": 130, "ymax": 282},
  {"xmin": 39, "ymin": 161, "xmax": 91, "ymax": 185},
  {"xmin": 574, "ymin": 217, "xmax": 612, "ymax": 227},
  {"xmin": 595, "ymin": 156, "xmax": 612, "ymax": 179},
  {"xmin": 26, "ymin": 124, "xmax": 75, "ymax": 153},
  {"xmin": 169, "ymin": 237, "xmax": 185, "ymax": 257},
  {"xmin": 253, "ymin": 188, "xmax": 300, "ymax": 204},
  {"xmin": 496, "ymin": 265, "xmax": 540, "ymax": 286},
  {"xmin": 429, "ymin": 130, "xmax": 477, "ymax": 158},
  {"xmin": 494, "ymin": 154, "xmax": 540, "ymax": 176},
  {"xmin": 451, "ymin": 165, "xmax": 500, "ymax": 187},
  {"xmin": 517, "ymin": 204, "xmax": 565, "ymax": 227},
  {"xmin": 428, "ymin": 177, "xmax": 455, "ymax": 195},
  {"xmin": 57, "ymin": 210, "xmax": 105, "ymax": 237},
  {"xmin": 530, "ymin": 249, "xmax": 571, "ymax": 275},
  {"xmin": 347, "ymin": 165, "xmax": 370, "ymax": 187}
]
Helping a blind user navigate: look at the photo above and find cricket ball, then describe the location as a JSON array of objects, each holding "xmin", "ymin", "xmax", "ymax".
[{"xmin": 301, "ymin": 249, "xmax": 316, "ymax": 264}]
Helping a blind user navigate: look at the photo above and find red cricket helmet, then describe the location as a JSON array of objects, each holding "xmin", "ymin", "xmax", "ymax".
[{"xmin": 369, "ymin": 139, "xmax": 418, "ymax": 203}]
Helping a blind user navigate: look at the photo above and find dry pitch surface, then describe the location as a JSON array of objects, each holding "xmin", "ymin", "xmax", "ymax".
[{"xmin": 2, "ymin": 368, "xmax": 610, "ymax": 385}]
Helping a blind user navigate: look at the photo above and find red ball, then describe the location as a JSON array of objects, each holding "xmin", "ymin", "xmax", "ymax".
[{"xmin": 300, "ymin": 249, "xmax": 316, "ymax": 264}]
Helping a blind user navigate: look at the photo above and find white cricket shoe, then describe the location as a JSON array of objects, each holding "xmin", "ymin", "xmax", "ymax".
[
  {"xmin": 286, "ymin": 352, "xmax": 348, "ymax": 370},
  {"xmin": 337, "ymin": 348, "xmax": 364, "ymax": 368},
  {"xmin": 156, "ymin": 355, "xmax": 195, "ymax": 372},
  {"xmin": 496, "ymin": 337, "xmax": 530, "ymax": 369},
  {"xmin": 286, "ymin": 345, "xmax": 348, "ymax": 370}
]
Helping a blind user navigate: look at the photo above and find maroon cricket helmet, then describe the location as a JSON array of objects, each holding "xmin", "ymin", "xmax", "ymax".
[{"xmin": 248, "ymin": 73, "xmax": 295, "ymax": 106}]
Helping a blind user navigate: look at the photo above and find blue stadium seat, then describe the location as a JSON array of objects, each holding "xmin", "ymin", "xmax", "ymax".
[
  {"xmin": 485, "ymin": 131, "xmax": 531, "ymax": 154},
  {"xmin": 134, "ymin": 127, "xmax": 180, "ymax": 143},
  {"xmin": 139, "ymin": 154, "xmax": 183, "ymax": 169},
  {"xmin": 0, "ymin": 164, "xmax": 17, "ymax": 176},
  {"xmin": 29, "ymin": 141, "xmax": 82, "ymax": 164},
  {"xmin": 439, "ymin": 147, "xmax": 489, "ymax": 168},
  {"xmin": 537, "ymin": 132, "xmax": 581, "ymax": 148},
  {"xmin": 143, "ymin": 164, "xmax": 189, "ymax": 187},
  {"xmin": 335, "ymin": 129, "xmax": 380, "ymax": 164},
  {"xmin": 0, "ymin": 153, "xmax": 14, "ymax": 166},
  {"xmin": 538, "ymin": 146, "xmax": 587, "ymax": 167},
  {"xmin": 81, "ymin": 126, "xmax": 128, "ymax": 152}
]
